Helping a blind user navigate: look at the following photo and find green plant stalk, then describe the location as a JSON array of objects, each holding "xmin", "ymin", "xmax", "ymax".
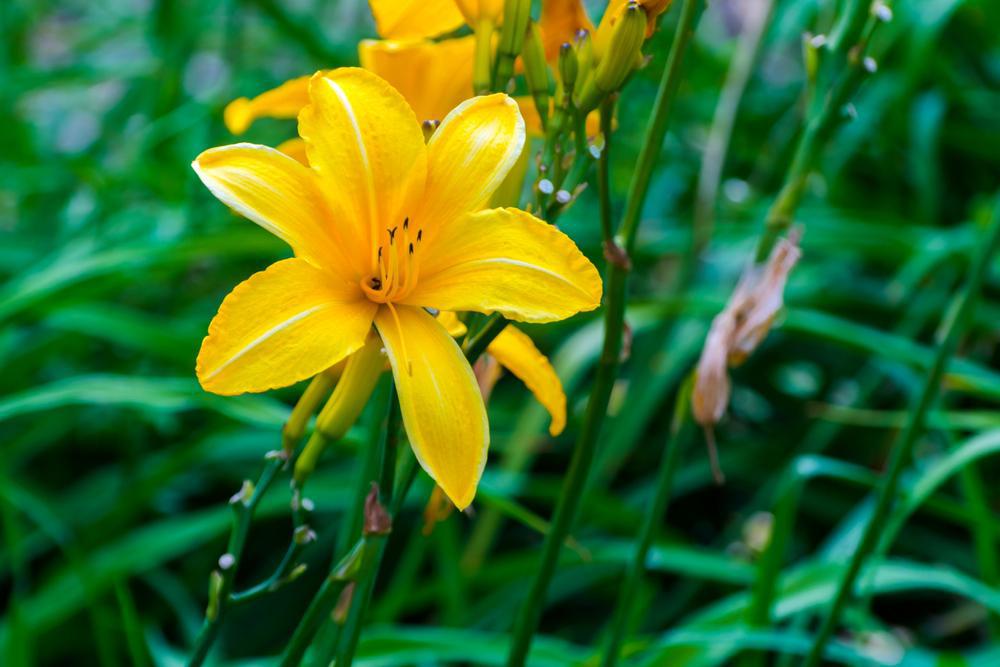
[
  {"xmin": 754, "ymin": 4, "xmax": 877, "ymax": 262},
  {"xmin": 505, "ymin": 4, "xmax": 703, "ymax": 664},
  {"xmin": 601, "ymin": 378, "xmax": 695, "ymax": 667},
  {"xmin": 492, "ymin": 0, "xmax": 530, "ymax": 91},
  {"xmin": 473, "ymin": 19, "xmax": 495, "ymax": 95},
  {"xmin": 803, "ymin": 195, "xmax": 1000, "ymax": 667},
  {"xmin": 187, "ymin": 455, "xmax": 283, "ymax": 667},
  {"xmin": 277, "ymin": 540, "xmax": 365, "ymax": 667},
  {"xmin": 332, "ymin": 402, "xmax": 402, "ymax": 667},
  {"xmin": 463, "ymin": 312, "xmax": 508, "ymax": 363}
]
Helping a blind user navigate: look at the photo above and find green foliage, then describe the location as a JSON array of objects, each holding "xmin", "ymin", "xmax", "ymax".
[{"xmin": 2, "ymin": 0, "xmax": 1000, "ymax": 665}]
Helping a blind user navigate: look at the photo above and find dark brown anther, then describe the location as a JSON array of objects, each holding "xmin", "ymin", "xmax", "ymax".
[
  {"xmin": 363, "ymin": 483, "xmax": 392, "ymax": 536},
  {"xmin": 408, "ymin": 243, "xmax": 414, "ymax": 254},
  {"xmin": 377, "ymin": 246, "xmax": 382, "ymax": 260},
  {"xmin": 403, "ymin": 217, "xmax": 409, "ymax": 230},
  {"xmin": 417, "ymin": 229, "xmax": 423, "ymax": 242},
  {"xmin": 369, "ymin": 277, "xmax": 382, "ymax": 290},
  {"xmin": 387, "ymin": 226, "xmax": 397, "ymax": 242}
]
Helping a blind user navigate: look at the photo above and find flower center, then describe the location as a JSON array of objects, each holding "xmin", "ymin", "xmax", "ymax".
[{"xmin": 360, "ymin": 217, "xmax": 423, "ymax": 304}]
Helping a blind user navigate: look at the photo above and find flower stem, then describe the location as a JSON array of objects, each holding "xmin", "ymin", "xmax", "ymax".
[
  {"xmin": 601, "ymin": 377, "xmax": 695, "ymax": 667},
  {"xmin": 803, "ymin": 194, "xmax": 1000, "ymax": 667},
  {"xmin": 333, "ymin": 402, "xmax": 402, "ymax": 667},
  {"xmin": 462, "ymin": 312, "xmax": 508, "ymax": 363},
  {"xmin": 753, "ymin": 0, "xmax": 878, "ymax": 263},
  {"xmin": 505, "ymin": 4, "xmax": 703, "ymax": 664},
  {"xmin": 187, "ymin": 455, "xmax": 283, "ymax": 667}
]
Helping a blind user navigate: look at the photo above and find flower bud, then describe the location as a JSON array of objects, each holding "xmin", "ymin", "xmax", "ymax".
[
  {"xmin": 594, "ymin": 2, "xmax": 647, "ymax": 94},
  {"xmin": 522, "ymin": 22, "xmax": 550, "ymax": 101},
  {"xmin": 293, "ymin": 338, "xmax": 385, "ymax": 484},
  {"xmin": 558, "ymin": 42, "xmax": 578, "ymax": 92}
]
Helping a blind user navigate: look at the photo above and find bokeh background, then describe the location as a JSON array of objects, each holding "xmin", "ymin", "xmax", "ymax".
[{"xmin": 3, "ymin": 0, "xmax": 1000, "ymax": 664}]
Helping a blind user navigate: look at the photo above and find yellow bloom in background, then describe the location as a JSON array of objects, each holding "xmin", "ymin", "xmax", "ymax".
[
  {"xmin": 367, "ymin": 0, "xmax": 465, "ymax": 39},
  {"xmin": 539, "ymin": 0, "xmax": 595, "ymax": 62},
  {"xmin": 438, "ymin": 312, "xmax": 566, "ymax": 437},
  {"xmin": 358, "ymin": 37, "xmax": 476, "ymax": 123},
  {"xmin": 193, "ymin": 69, "xmax": 601, "ymax": 508}
]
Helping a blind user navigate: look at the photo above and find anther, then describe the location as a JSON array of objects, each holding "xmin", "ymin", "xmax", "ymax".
[
  {"xmin": 417, "ymin": 230, "xmax": 423, "ymax": 242},
  {"xmin": 403, "ymin": 217, "xmax": 409, "ymax": 230},
  {"xmin": 409, "ymin": 243, "xmax": 414, "ymax": 254},
  {"xmin": 370, "ymin": 277, "xmax": 382, "ymax": 290},
  {"xmin": 388, "ymin": 226, "xmax": 397, "ymax": 242}
]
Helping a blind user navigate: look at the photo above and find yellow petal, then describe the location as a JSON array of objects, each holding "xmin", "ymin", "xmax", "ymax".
[
  {"xmin": 276, "ymin": 138, "xmax": 309, "ymax": 165},
  {"xmin": 374, "ymin": 304, "xmax": 488, "ymax": 509},
  {"xmin": 436, "ymin": 311, "xmax": 468, "ymax": 337},
  {"xmin": 488, "ymin": 325, "xmax": 566, "ymax": 436},
  {"xmin": 368, "ymin": 0, "xmax": 466, "ymax": 39},
  {"xmin": 540, "ymin": 0, "xmax": 594, "ymax": 62},
  {"xmin": 405, "ymin": 207, "xmax": 603, "ymax": 323},
  {"xmin": 192, "ymin": 143, "xmax": 357, "ymax": 275},
  {"xmin": 198, "ymin": 259, "xmax": 376, "ymax": 395},
  {"xmin": 224, "ymin": 74, "xmax": 314, "ymax": 135},
  {"xmin": 300, "ymin": 69, "xmax": 427, "ymax": 267},
  {"xmin": 420, "ymin": 94, "xmax": 525, "ymax": 231},
  {"xmin": 358, "ymin": 37, "xmax": 475, "ymax": 123}
]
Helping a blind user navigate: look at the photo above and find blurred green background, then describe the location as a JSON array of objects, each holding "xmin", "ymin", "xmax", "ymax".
[{"xmin": 3, "ymin": 0, "xmax": 1000, "ymax": 664}]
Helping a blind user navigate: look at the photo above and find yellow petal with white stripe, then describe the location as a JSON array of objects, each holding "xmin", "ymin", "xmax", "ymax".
[
  {"xmin": 419, "ymin": 94, "xmax": 525, "ymax": 232},
  {"xmin": 488, "ymin": 325, "xmax": 566, "ymax": 436},
  {"xmin": 359, "ymin": 37, "xmax": 475, "ymax": 123},
  {"xmin": 405, "ymin": 207, "xmax": 602, "ymax": 323},
  {"xmin": 300, "ymin": 69, "xmax": 427, "ymax": 267},
  {"xmin": 197, "ymin": 259, "xmax": 376, "ymax": 395},
  {"xmin": 192, "ymin": 143, "xmax": 358, "ymax": 275},
  {"xmin": 368, "ymin": 0, "xmax": 466, "ymax": 39},
  {"xmin": 374, "ymin": 305, "xmax": 488, "ymax": 510}
]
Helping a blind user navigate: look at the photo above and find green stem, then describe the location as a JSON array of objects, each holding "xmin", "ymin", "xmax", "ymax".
[
  {"xmin": 462, "ymin": 312, "xmax": 508, "ymax": 363},
  {"xmin": 601, "ymin": 378, "xmax": 695, "ymax": 667},
  {"xmin": 753, "ymin": 3, "xmax": 875, "ymax": 262},
  {"xmin": 505, "ymin": 5, "xmax": 703, "ymax": 664},
  {"xmin": 277, "ymin": 541, "xmax": 365, "ymax": 667},
  {"xmin": 803, "ymin": 194, "xmax": 1000, "ymax": 667},
  {"xmin": 187, "ymin": 456, "xmax": 283, "ymax": 667},
  {"xmin": 473, "ymin": 19, "xmax": 495, "ymax": 95},
  {"xmin": 333, "ymin": 403, "xmax": 402, "ymax": 667}
]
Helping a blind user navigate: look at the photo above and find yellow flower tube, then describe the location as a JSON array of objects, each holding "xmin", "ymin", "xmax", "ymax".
[{"xmin": 193, "ymin": 69, "xmax": 602, "ymax": 508}]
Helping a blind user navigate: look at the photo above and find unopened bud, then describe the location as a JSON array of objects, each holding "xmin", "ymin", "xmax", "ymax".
[
  {"xmin": 332, "ymin": 541, "xmax": 365, "ymax": 582},
  {"xmin": 555, "ymin": 189, "xmax": 572, "ymax": 204},
  {"xmin": 218, "ymin": 553, "xmax": 235, "ymax": 570},
  {"xmin": 559, "ymin": 42, "xmax": 579, "ymax": 92},
  {"xmin": 522, "ymin": 22, "xmax": 549, "ymax": 99},
  {"xmin": 285, "ymin": 563, "xmax": 308, "ymax": 584},
  {"xmin": 294, "ymin": 338, "xmax": 385, "ymax": 484},
  {"xmin": 538, "ymin": 178, "xmax": 555, "ymax": 195},
  {"xmin": 595, "ymin": 3, "xmax": 647, "ymax": 94},
  {"xmin": 206, "ymin": 570, "xmax": 224, "ymax": 621}
]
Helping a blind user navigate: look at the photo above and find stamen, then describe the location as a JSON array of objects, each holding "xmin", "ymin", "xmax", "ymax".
[{"xmin": 417, "ymin": 229, "xmax": 423, "ymax": 242}]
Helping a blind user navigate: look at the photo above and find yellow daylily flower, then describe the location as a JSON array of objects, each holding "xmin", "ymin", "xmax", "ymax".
[
  {"xmin": 367, "ymin": 0, "xmax": 466, "ymax": 39},
  {"xmin": 358, "ymin": 37, "xmax": 476, "ymax": 123},
  {"xmin": 438, "ymin": 312, "xmax": 567, "ymax": 436},
  {"xmin": 193, "ymin": 68, "xmax": 602, "ymax": 509}
]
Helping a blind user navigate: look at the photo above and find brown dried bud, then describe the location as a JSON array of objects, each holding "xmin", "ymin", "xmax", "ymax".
[
  {"xmin": 333, "ymin": 582, "xmax": 356, "ymax": 624},
  {"xmin": 693, "ymin": 232, "xmax": 802, "ymax": 428},
  {"xmin": 363, "ymin": 483, "xmax": 392, "ymax": 536}
]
